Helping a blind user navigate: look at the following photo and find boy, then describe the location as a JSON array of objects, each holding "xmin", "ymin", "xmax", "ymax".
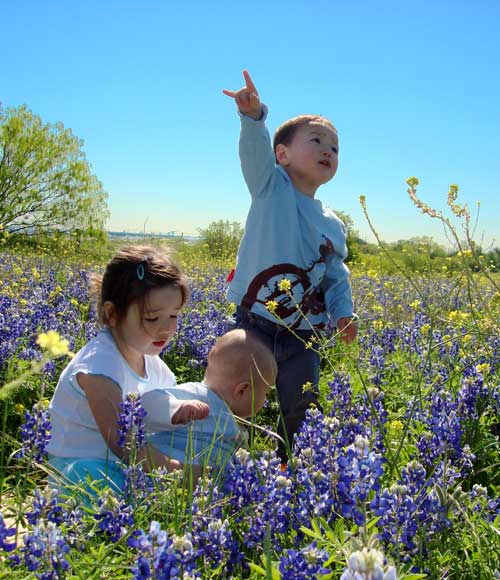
[
  {"xmin": 223, "ymin": 70, "xmax": 357, "ymax": 459},
  {"xmin": 142, "ymin": 329, "xmax": 277, "ymax": 470}
]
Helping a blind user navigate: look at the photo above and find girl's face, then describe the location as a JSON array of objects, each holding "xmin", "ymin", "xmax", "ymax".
[{"xmin": 107, "ymin": 285, "xmax": 183, "ymax": 367}]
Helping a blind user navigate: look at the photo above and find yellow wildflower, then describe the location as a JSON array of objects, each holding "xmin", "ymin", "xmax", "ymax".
[
  {"xmin": 279, "ymin": 278, "xmax": 292, "ymax": 292},
  {"xmin": 421, "ymin": 323, "xmax": 430, "ymax": 335},
  {"xmin": 37, "ymin": 330, "xmax": 70, "ymax": 357},
  {"xmin": 266, "ymin": 300, "xmax": 278, "ymax": 314},
  {"xmin": 302, "ymin": 381, "xmax": 313, "ymax": 393},
  {"xmin": 389, "ymin": 420, "xmax": 403, "ymax": 433},
  {"xmin": 410, "ymin": 300, "xmax": 421, "ymax": 309},
  {"xmin": 475, "ymin": 363, "xmax": 490, "ymax": 375}
]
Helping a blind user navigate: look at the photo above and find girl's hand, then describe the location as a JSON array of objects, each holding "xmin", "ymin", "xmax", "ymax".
[
  {"xmin": 337, "ymin": 317, "xmax": 358, "ymax": 344},
  {"xmin": 223, "ymin": 70, "xmax": 262, "ymax": 120},
  {"xmin": 172, "ymin": 400, "xmax": 210, "ymax": 424}
]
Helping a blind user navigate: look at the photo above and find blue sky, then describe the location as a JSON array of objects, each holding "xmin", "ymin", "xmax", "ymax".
[{"xmin": 2, "ymin": 0, "xmax": 499, "ymax": 247}]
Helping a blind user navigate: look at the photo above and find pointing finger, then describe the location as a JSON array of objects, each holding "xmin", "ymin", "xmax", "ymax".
[{"xmin": 243, "ymin": 70, "xmax": 257, "ymax": 94}]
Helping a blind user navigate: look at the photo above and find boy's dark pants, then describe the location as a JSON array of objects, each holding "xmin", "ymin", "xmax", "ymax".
[{"xmin": 233, "ymin": 306, "xmax": 321, "ymax": 460}]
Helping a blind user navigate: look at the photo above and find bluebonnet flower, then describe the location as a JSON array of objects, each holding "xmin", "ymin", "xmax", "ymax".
[
  {"xmin": 122, "ymin": 463, "xmax": 154, "ymax": 505},
  {"xmin": 279, "ymin": 542, "xmax": 330, "ymax": 579},
  {"xmin": 0, "ymin": 253, "xmax": 96, "ymax": 376},
  {"xmin": 129, "ymin": 521, "xmax": 201, "ymax": 579},
  {"xmin": 336, "ymin": 435, "xmax": 384, "ymax": 525},
  {"xmin": 340, "ymin": 547, "xmax": 397, "ymax": 580},
  {"xmin": 469, "ymin": 484, "xmax": 500, "ymax": 522},
  {"xmin": 246, "ymin": 473, "xmax": 294, "ymax": 550},
  {"xmin": 372, "ymin": 460, "xmax": 448, "ymax": 555},
  {"xmin": 95, "ymin": 489, "xmax": 134, "ymax": 542},
  {"xmin": 0, "ymin": 511, "xmax": 16, "ymax": 552},
  {"xmin": 26, "ymin": 488, "xmax": 64, "ymax": 526},
  {"xmin": 21, "ymin": 520, "xmax": 71, "ymax": 579},
  {"xmin": 190, "ymin": 479, "xmax": 242, "ymax": 571},
  {"xmin": 16, "ymin": 402, "xmax": 52, "ymax": 463},
  {"xmin": 117, "ymin": 393, "xmax": 147, "ymax": 450}
]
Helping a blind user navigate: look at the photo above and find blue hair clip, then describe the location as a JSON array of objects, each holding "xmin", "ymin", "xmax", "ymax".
[{"xmin": 137, "ymin": 263, "xmax": 145, "ymax": 280}]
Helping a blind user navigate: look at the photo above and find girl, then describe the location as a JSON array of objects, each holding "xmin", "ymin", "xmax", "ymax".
[{"xmin": 47, "ymin": 245, "xmax": 208, "ymax": 492}]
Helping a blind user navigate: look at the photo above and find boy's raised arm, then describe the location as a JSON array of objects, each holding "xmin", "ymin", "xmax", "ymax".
[
  {"xmin": 223, "ymin": 70, "xmax": 262, "ymax": 120},
  {"xmin": 223, "ymin": 70, "xmax": 276, "ymax": 198}
]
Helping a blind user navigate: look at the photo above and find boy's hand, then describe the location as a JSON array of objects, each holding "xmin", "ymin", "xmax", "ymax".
[
  {"xmin": 223, "ymin": 70, "xmax": 262, "ymax": 120},
  {"xmin": 172, "ymin": 400, "xmax": 210, "ymax": 425},
  {"xmin": 337, "ymin": 317, "xmax": 358, "ymax": 344}
]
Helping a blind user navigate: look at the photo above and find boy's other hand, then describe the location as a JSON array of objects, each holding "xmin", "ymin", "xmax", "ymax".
[
  {"xmin": 172, "ymin": 400, "xmax": 210, "ymax": 424},
  {"xmin": 223, "ymin": 70, "xmax": 262, "ymax": 120},
  {"xmin": 337, "ymin": 317, "xmax": 358, "ymax": 344}
]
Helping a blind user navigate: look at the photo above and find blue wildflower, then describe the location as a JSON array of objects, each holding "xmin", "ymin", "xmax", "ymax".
[
  {"xmin": 279, "ymin": 542, "xmax": 330, "ymax": 580},
  {"xmin": 21, "ymin": 520, "xmax": 71, "ymax": 579},
  {"xmin": 95, "ymin": 489, "xmax": 134, "ymax": 543},
  {"xmin": 0, "ymin": 511, "xmax": 16, "ymax": 552},
  {"xmin": 16, "ymin": 402, "xmax": 52, "ymax": 463},
  {"xmin": 117, "ymin": 392, "xmax": 147, "ymax": 450}
]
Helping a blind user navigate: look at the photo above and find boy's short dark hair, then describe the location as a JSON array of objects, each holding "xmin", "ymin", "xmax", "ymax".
[
  {"xmin": 273, "ymin": 115, "xmax": 337, "ymax": 161},
  {"xmin": 91, "ymin": 245, "xmax": 189, "ymax": 326}
]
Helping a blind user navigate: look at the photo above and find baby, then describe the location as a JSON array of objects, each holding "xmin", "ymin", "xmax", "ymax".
[{"xmin": 142, "ymin": 329, "xmax": 278, "ymax": 469}]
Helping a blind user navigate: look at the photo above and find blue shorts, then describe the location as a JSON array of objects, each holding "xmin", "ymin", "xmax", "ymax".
[{"xmin": 48, "ymin": 456, "xmax": 126, "ymax": 497}]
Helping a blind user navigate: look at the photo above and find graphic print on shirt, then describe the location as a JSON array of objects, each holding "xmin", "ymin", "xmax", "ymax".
[{"xmin": 241, "ymin": 237, "xmax": 335, "ymax": 330}]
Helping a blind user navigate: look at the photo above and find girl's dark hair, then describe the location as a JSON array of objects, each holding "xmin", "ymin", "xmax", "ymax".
[{"xmin": 91, "ymin": 245, "xmax": 189, "ymax": 325}]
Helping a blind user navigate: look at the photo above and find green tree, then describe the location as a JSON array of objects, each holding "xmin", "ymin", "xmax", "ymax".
[
  {"xmin": 197, "ymin": 220, "xmax": 243, "ymax": 258},
  {"xmin": 0, "ymin": 104, "xmax": 109, "ymax": 238},
  {"xmin": 334, "ymin": 209, "xmax": 361, "ymax": 264}
]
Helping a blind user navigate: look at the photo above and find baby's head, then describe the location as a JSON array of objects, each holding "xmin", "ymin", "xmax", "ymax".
[
  {"xmin": 273, "ymin": 115, "xmax": 339, "ymax": 195},
  {"xmin": 204, "ymin": 329, "xmax": 277, "ymax": 418},
  {"xmin": 91, "ymin": 245, "xmax": 189, "ymax": 348}
]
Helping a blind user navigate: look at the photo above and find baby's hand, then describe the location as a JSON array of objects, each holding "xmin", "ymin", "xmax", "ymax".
[
  {"xmin": 223, "ymin": 70, "xmax": 262, "ymax": 120},
  {"xmin": 337, "ymin": 317, "xmax": 358, "ymax": 344},
  {"xmin": 172, "ymin": 400, "xmax": 210, "ymax": 425}
]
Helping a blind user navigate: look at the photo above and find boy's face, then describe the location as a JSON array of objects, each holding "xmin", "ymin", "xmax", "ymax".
[{"xmin": 277, "ymin": 122, "xmax": 339, "ymax": 197}]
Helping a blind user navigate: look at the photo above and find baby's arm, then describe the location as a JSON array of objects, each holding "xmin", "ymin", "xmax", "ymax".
[
  {"xmin": 172, "ymin": 399, "xmax": 209, "ymax": 424},
  {"xmin": 77, "ymin": 373, "xmax": 184, "ymax": 473},
  {"xmin": 141, "ymin": 388, "xmax": 209, "ymax": 430},
  {"xmin": 223, "ymin": 70, "xmax": 276, "ymax": 198}
]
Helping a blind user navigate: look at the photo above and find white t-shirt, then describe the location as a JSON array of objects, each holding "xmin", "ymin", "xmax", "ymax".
[{"xmin": 47, "ymin": 328, "xmax": 179, "ymax": 460}]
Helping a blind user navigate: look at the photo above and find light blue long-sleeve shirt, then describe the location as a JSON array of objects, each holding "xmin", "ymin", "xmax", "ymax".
[{"xmin": 227, "ymin": 105, "xmax": 354, "ymax": 331}]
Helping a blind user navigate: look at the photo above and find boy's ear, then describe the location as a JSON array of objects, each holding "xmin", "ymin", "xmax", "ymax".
[
  {"xmin": 275, "ymin": 143, "xmax": 290, "ymax": 166},
  {"xmin": 103, "ymin": 301, "xmax": 117, "ymax": 327}
]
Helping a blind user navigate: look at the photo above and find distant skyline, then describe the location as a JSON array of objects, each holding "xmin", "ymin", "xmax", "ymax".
[{"xmin": 2, "ymin": 0, "xmax": 499, "ymax": 248}]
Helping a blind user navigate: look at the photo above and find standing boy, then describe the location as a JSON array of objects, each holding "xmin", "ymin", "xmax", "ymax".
[{"xmin": 223, "ymin": 70, "xmax": 357, "ymax": 460}]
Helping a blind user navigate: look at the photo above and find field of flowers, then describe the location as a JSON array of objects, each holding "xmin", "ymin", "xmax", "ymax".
[{"xmin": 0, "ymin": 245, "xmax": 499, "ymax": 579}]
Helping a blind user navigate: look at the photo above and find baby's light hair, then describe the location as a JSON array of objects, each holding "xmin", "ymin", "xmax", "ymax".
[
  {"xmin": 91, "ymin": 245, "xmax": 189, "ymax": 326},
  {"xmin": 206, "ymin": 329, "xmax": 277, "ymax": 388}
]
